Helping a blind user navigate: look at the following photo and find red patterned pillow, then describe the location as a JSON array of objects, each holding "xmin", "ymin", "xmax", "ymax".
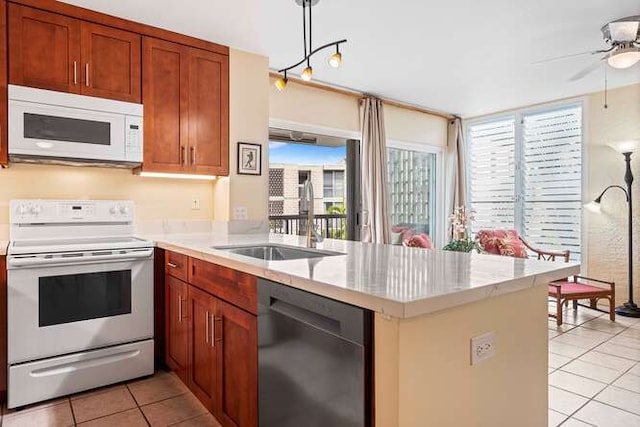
[
  {"xmin": 496, "ymin": 238, "xmax": 528, "ymax": 258},
  {"xmin": 406, "ymin": 233, "xmax": 433, "ymax": 249},
  {"xmin": 476, "ymin": 229, "xmax": 520, "ymax": 255}
]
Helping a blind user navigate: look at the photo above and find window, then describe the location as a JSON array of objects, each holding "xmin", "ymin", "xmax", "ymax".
[
  {"xmin": 387, "ymin": 144, "xmax": 438, "ymax": 238},
  {"xmin": 323, "ymin": 170, "xmax": 345, "ymax": 198},
  {"xmin": 467, "ymin": 103, "xmax": 583, "ymax": 260}
]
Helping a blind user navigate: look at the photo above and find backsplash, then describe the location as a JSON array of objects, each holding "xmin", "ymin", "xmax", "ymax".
[{"xmin": 0, "ymin": 163, "xmax": 217, "ymax": 238}]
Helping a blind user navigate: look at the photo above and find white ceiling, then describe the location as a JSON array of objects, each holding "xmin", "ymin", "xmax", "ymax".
[{"xmin": 62, "ymin": 0, "xmax": 640, "ymax": 117}]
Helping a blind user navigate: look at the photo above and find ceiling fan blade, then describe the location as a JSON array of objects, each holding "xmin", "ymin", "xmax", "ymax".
[
  {"xmin": 569, "ymin": 58, "xmax": 605, "ymax": 81},
  {"xmin": 532, "ymin": 49, "xmax": 604, "ymax": 65}
]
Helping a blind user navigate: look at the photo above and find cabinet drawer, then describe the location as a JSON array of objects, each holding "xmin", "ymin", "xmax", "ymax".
[
  {"xmin": 188, "ymin": 258, "xmax": 257, "ymax": 315},
  {"xmin": 165, "ymin": 251, "xmax": 188, "ymax": 281}
]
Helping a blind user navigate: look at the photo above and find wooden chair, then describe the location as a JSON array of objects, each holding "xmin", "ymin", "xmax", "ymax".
[{"xmin": 475, "ymin": 229, "xmax": 615, "ymax": 325}]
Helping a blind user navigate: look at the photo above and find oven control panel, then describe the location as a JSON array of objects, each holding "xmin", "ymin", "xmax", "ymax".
[{"xmin": 10, "ymin": 200, "xmax": 135, "ymax": 224}]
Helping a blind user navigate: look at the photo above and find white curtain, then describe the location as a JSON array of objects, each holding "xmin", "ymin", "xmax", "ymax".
[
  {"xmin": 445, "ymin": 117, "xmax": 467, "ymax": 237},
  {"xmin": 361, "ymin": 97, "xmax": 390, "ymax": 244}
]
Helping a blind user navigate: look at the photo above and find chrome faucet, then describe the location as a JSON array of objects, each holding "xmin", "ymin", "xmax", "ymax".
[{"xmin": 300, "ymin": 179, "xmax": 324, "ymax": 248}]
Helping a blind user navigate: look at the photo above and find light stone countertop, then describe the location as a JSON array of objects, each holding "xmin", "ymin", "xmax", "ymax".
[
  {"xmin": 0, "ymin": 241, "xmax": 7, "ymax": 256},
  {"xmin": 141, "ymin": 231, "xmax": 580, "ymax": 319}
]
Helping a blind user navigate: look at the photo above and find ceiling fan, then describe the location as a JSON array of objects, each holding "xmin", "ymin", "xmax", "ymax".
[{"xmin": 536, "ymin": 15, "xmax": 640, "ymax": 81}]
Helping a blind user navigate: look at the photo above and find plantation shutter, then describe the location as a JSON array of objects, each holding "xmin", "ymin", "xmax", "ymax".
[
  {"xmin": 521, "ymin": 105, "xmax": 582, "ymax": 261},
  {"xmin": 468, "ymin": 118, "xmax": 516, "ymax": 233}
]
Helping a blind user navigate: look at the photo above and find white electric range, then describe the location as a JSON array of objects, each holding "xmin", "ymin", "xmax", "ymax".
[{"xmin": 6, "ymin": 199, "xmax": 154, "ymax": 408}]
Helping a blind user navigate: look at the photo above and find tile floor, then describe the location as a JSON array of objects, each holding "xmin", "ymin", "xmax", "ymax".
[
  {"xmin": 1, "ymin": 303, "xmax": 639, "ymax": 426},
  {"xmin": 0, "ymin": 370, "xmax": 221, "ymax": 427},
  {"xmin": 548, "ymin": 303, "xmax": 640, "ymax": 426}
]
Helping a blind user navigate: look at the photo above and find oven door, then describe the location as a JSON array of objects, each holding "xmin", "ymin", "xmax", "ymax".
[{"xmin": 7, "ymin": 250, "xmax": 154, "ymax": 364}]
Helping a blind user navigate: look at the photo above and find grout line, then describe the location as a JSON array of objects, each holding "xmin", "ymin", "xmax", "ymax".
[{"xmin": 68, "ymin": 397, "xmax": 77, "ymax": 427}]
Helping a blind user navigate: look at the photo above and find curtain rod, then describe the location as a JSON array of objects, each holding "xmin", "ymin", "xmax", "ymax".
[{"xmin": 269, "ymin": 71, "xmax": 456, "ymax": 120}]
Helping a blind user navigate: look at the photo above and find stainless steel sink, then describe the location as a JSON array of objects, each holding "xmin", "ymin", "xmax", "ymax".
[{"xmin": 211, "ymin": 244, "xmax": 344, "ymax": 261}]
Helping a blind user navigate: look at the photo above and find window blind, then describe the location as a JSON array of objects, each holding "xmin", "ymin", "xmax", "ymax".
[
  {"xmin": 522, "ymin": 106, "xmax": 582, "ymax": 260},
  {"xmin": 467, "ymin": 104, "xmax": 583, "ymax": 261},
  {"xmin": 468, "ymin": 118, "xmax": 516, "ymax": 233}
]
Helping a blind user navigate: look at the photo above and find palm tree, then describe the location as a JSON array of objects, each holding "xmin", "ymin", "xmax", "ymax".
[{"xmin": 326, "ymin": 204, "xmax": 347, "ymax": 239}]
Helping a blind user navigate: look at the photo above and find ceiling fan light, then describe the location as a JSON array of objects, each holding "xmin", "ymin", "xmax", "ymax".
[
  {"xmin": 607, "ymin": 48, "xmax": 640, "ymax": 69},
  {"xmin": 329, "ymin": 51, "xmax": 342, "ymax": 68},
  {"xmin": 274, "ymin": 76, "xmax": 288, "ymax": 91},
  {"xmin": 301, "ymin": 66, "xmax": 313, "ymax": 81}
]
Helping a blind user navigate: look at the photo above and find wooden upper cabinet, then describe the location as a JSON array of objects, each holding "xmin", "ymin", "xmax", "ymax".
[
  {"xmin": 142, "ymin": 37, "xmax": 188, "ymax": 173},
  {"xmin": 188, "ymin": 48, "xmax": 229, "ymax": 176},
  {"xmin": 0, "ymin": 0, "xmax": 7, "ymax": 167},
  {"xmin": 142, "ymin": 36, "xmax": 229, "ymax": 176},
  {"xmin": 9, "ymin": 4, "xmax": 81, "ymax": 93},
  {"xmin": 8, "ymin": 4, "xmax": 140, "ymax": 102},
  {"xmin": 216, "ymin": 298, "xmax": 257, "ymax": 427},
  {"xmin": 80, "ymin": 22, "xmax": 141, "ymax": 102}
]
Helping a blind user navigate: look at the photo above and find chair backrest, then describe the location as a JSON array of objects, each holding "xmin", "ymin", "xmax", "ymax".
[{"xmin": 476, "ymin": 229, "xmax": 570, "ymax": 262}]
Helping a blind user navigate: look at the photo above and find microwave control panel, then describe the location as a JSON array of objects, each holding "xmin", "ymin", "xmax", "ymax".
[{"xmin": 125, "ymin": 115, "xmax": 143, "ymax": 161}]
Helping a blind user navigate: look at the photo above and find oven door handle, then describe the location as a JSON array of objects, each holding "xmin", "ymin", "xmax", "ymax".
[{"xmin": 8, "ymin": 248, "xmax": 154, "ymax": 268}]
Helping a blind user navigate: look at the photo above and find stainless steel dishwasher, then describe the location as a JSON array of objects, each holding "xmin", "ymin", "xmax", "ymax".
[{"xmin": 258, "ymin": 278, "xmax": 372, "ymax": 427}]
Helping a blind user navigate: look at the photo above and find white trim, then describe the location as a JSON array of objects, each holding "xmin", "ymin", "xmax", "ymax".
[
  {"xmin": 268, "ymin": 118, "xmax": 360, "ymax": 140},
  {"xmin": 387, "ymin": 139, "xmax": 445, "ymax": 247}
]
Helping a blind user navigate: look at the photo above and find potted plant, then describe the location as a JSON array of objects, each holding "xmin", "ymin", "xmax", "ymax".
[{"xmin": 443, "ymin": 206, "xmax": 478, "ymax": 253}]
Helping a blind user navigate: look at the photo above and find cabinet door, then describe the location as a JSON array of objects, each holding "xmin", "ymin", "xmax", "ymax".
[
  {"xmin": 187, "ymin": 285, "xmax": 218, "ymax": 412},
  {"xmin": 0, "ymin": 0, "xmax": 7, "ymax": 166},
  {"xmin": 165, "ymin": 275, "xmax": 189, "ymax": 382},
  {"xmin": 216, "ymin": 299, "xmax": 257, "ymax": 427},
  {"xmin": 188, "ymin": 47, "xmax": 229, "ymax": 176},
  {"xmin": 80, "ymin": 22, "xmax": 141, "ymax": 103},
  {"xmin": 8, "ymin": 4, "xmax": 80, "ymax": 93},
  {"xmin": 142, "ymin": 37, "xmax": 188, "ymax": 172}
]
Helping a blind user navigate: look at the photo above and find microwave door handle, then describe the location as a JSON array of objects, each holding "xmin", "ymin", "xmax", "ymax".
[{"xmin": 8, "ymin": 248, "xmax": 154, "ymax": 267}]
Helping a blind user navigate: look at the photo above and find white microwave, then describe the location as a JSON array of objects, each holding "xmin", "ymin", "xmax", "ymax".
[{"xmin": 8, "ymin": 85, "xmax": 143, "ymax": 167}]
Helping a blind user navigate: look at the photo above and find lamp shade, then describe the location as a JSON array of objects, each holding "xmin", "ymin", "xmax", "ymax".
[
  {"xmin": 608, "ymin": 139, "xmax": 640, "ymax": 154},
  {"xmin": 584, "ymin": 200, "xmax": 602, "ymax": 213},
  {"xmin": 607, "ymin": 47, "xmax": 640, "ymax": 69}
]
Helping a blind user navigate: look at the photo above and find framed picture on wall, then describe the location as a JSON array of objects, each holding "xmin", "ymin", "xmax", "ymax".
[{"xmin": 237, "ymin": 142, "xmax": 262, "ymax": 175}]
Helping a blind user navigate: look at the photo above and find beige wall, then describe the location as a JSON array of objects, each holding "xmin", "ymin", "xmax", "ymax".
[
  {"xmin": 0, "ymin": 48, "xmax": 270, "ymax": 230},
  {"xmin": 375, "ymin": 284, "xmax": 548, "ymax": 426},
  {"xmin": 269, "ymin": 77, "xmax": 360, "ymax": 133},
  {"xmin": 223, "ymin": 49, "xmax": 270, "ymax": 221},
  {"xmin": 0, "ymin": 164, "xmax": 214, "ymax": 236},
  {"xmin": 585, "ymin": 83, "xmax": 640, "ymax": 304},
  {"xmin": 269, "ymin": 78, "xmax": 449, "ymax": 147}
]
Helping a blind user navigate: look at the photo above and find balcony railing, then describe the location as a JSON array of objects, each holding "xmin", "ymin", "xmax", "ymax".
[{"xmin": 269, "ymin": 214, "xmax": 347, "ymax": 240}]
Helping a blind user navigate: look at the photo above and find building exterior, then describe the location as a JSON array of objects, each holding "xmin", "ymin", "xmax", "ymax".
[{"xmin": 269, "ymin": 161, "xmax": 346, "ymax": 216}]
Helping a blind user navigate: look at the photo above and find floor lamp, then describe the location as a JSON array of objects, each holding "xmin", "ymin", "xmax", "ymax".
[{"xmin": 587, "ymin": 140, "xmax": 640, "ymax": 318}]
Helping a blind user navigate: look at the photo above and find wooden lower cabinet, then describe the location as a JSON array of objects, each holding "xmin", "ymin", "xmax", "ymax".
[
  {"xmin": 164, "ymin": 252, "xmax": 257, "ymax": 426},
  {"xmin": 165, "ymin": 275, "xmax": 189, "ymax": 382},
  {"xmin": 216, "ymin": 298, "xmax": 257, "ymax": 427},
  {"xmin": 187, "ymin": 285, "xmax": 218, "ymax": 410}
]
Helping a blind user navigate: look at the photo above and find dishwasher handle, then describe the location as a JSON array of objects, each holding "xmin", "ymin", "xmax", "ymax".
[
  {"xmin": 269, "ymin": 298, "xmax": 341, "ymax": 337},
  {"xmin": 258, "ymin": 278, "xmax": 368, "ymax": 346}
]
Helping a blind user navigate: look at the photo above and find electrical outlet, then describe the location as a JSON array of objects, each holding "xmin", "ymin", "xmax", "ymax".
[
  {"xmin": 191, "ymin": 197, "xmax": 200, "ymax": 210},
  {"xmin": 233, "ymin": 206, "xmax": 248, "ymax": 220},
  {"xmin": 471, "ymin": 332, "xmax": 495, "ymax": 365}
]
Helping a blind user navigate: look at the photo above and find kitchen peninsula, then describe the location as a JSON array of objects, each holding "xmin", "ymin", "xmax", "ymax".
[{"xmin": 145, "ymin": 230, "xmax": 579, "ymax": 427}]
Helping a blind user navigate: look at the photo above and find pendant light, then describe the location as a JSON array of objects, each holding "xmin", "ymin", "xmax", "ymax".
[{"xmin": 273, "ymin": 0, "xmax": 346, "ymax": 90}]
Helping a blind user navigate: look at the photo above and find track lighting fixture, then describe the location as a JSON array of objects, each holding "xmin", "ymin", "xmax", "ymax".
[
  {"xmin": 273, "ymin": 0, "xmax": 346, "ymax": 91},
  {"xmin": 328, "ymin": 47, "xmax": 342, "ymax": 68}
]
